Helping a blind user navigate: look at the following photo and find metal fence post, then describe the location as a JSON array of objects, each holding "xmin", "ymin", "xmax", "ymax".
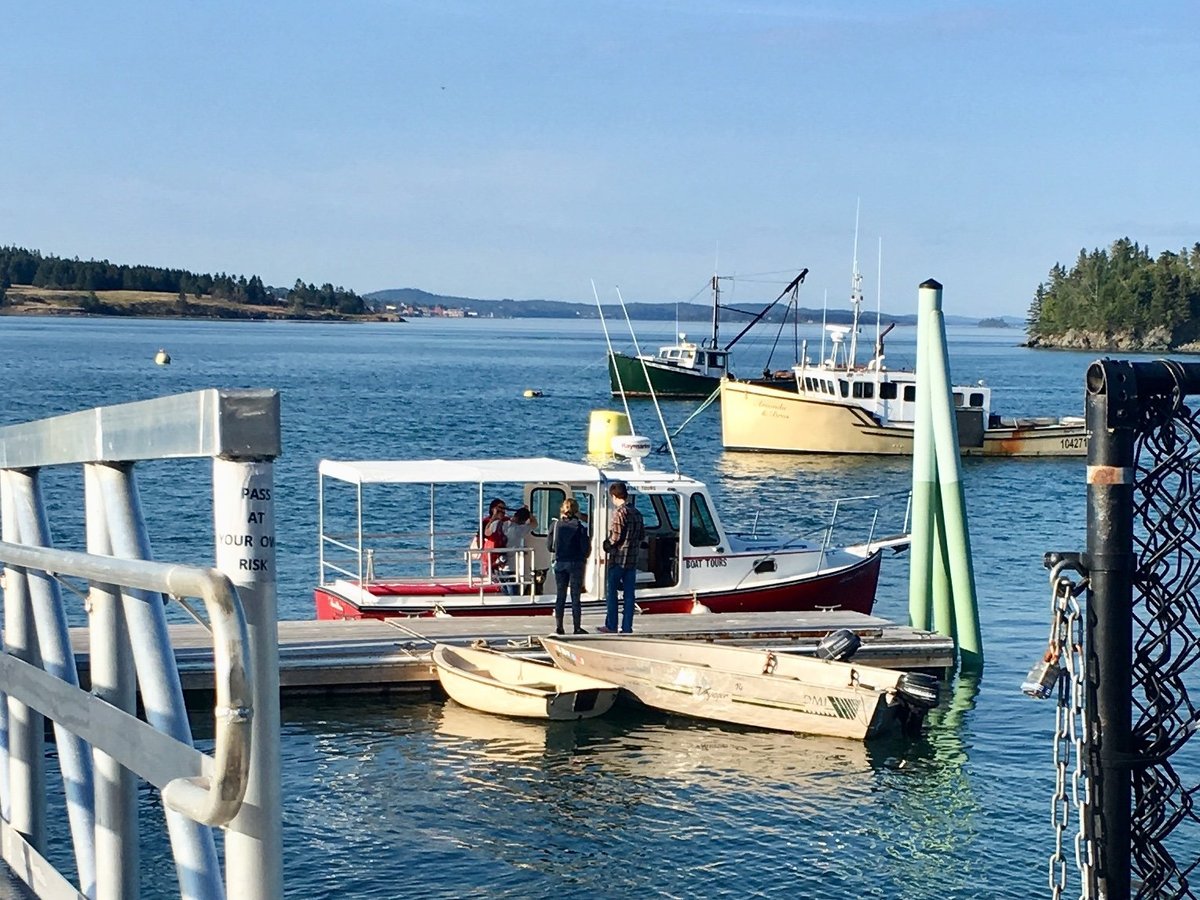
[
  {"xmin": 85, "ymin": 464, "xmax": 140, "ymax": 900},
  {"xmin": 1085, "ymin": 360, "xmax": 1136, "ymax": 899},
  {"xmin": 7, "ymin": 469, "xmax": 97, "ymax": 896},
  {"xmin": 213, "ymin": 453, "xmax": 282, "ymax": 900},
  {"xmin": 96, "ymin": 463, "xmax": 224, "ymax": 900},
  {"xmin": 0, "ymin": 470, "xmax": 45, "ymax": 850}
]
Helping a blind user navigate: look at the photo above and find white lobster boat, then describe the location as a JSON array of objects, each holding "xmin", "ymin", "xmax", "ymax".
[
  {"xmin": 541, "ymin": 634, "xmax": 939, "ymax": 740},
  {"xmin": 433, "ymin": 644, "xmax": 619, "ymax": 720},
  {"xmin": 720, "ymin": 271, "xmax": 1086, "ymax": 456}
]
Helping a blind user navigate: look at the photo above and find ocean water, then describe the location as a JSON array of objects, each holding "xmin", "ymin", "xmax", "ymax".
[{"xmin": 0, "ymin": 313, "xmax": 1152, "ymax": 898}]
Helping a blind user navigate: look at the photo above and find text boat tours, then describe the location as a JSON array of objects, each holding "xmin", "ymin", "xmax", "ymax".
[
  {"xmin": 540, "ymin": 633, "xmax": 939, "ymax": 740},
  {"xmin": 720, "ymin": 282, "xmax": 1086, "ymax": 456},
  {"xmin": 607, "ymin": 269, "xmax": 808, "ymax": 399},
  {"xmin": 433, "ymin": 643, "xmax": 619, "ymax": 720},
  {"xmin": 314, "ymin": 455, "xmax": 900, "ymax": 621}
]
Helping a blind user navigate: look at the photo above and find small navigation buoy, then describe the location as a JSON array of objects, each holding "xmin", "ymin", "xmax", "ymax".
[
  {"xmin": 154, "ymin": 349, "xmax": 171, "ymax": 365},
  {"xmin": 523, "ymin": 389, "xmax": 543, "ymax": 398}
]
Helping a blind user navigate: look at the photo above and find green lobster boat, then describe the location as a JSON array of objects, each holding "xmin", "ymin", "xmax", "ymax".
[{"xmin": 607, "ymin": 269, "xmax": 807, "ymax": 399}]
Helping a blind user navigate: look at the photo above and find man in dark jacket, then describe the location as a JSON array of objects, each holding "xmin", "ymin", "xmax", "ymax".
[
  {"xmin": 601, "ymin": 481, "xmax": 644, "ymax": 633},
  {"xmin": 547, "ymin": 496, "xmax": 591, "ymax": 635}
]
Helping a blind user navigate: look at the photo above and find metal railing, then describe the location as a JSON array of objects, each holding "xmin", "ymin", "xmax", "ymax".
[{"xmin": 0, "ymin": 388, "xmax": 283, "ymax": 900}]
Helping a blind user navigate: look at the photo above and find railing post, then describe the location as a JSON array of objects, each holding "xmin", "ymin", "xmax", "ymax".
[
  {"xmin": 96, "ymin": 463, "xmax": 224, "ymax": 900},
  {"xmin": 213, "ymin": 455, "xmax": 281, "ymax": 900},
  {"xmin": 0, "ymin": 470, "xmax": 45, "ymax": 850},
  {"xmin": 7, "ymin": 469, "xmax": 97, "ymax": 896},
  {"xmin": 1085, "ymin": 360, "xmax": 1136, "ymax": 899},
  {"xmin": 85, "ymin": 464, "xmax": 140, "ymax": 900}
]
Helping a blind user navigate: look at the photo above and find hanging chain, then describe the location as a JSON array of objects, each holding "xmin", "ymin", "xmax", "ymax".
[{"xmin": 1044, "ymin": 565, "xmax": 1095, "ymax": 900}]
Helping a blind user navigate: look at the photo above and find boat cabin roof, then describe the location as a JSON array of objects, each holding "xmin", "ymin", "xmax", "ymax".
[{"xmin": 319, "ymin": 457, "xmax": 699, "ymax": 489}]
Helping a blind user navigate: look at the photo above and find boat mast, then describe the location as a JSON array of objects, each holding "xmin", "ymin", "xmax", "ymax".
[
  {"xmin": 710, "ymin": 274, "xmax": 720, "ymax": 349},
  {"xmin": 847, "ymin": 202, "xmax": 863, "ymax": 371}
]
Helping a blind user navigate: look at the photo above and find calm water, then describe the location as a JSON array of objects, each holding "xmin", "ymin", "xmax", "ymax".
[{"xmin": 0, "ymin": 314, "xmax": 1154, "ymax": 898}]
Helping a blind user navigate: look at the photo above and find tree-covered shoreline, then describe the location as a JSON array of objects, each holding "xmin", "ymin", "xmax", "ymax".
[
  {"xmin": 1026, "ymin": 238, "xmax": 1200, "ymax": 351},
  {"xmin": 0, "ymin": 246, "xmax": 367, "ymax": 317}
]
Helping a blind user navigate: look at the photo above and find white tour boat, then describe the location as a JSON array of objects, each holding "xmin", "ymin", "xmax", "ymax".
[{"xmin": 314, "ymin": 449, "xmax": 901, "ymax": 621}]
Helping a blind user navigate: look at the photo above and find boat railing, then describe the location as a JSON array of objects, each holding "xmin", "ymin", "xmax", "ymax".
[{"xmin": 321, "ymin": 529, "xmax": 540, "ymax": 594}]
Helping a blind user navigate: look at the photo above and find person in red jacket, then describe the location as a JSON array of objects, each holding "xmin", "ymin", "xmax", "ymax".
[{"xmin": 480, "ymin": 498, "xmax": 508, "ymax": 579}]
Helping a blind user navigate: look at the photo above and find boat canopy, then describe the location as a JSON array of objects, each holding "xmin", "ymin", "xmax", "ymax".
[{"xmin": 319, "ymin": 457, "xmax": 606, "ymax": 486}]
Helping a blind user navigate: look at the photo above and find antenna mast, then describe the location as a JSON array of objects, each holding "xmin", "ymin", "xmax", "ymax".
[
  {"xmin": 847, "ymin": 200, "xmax": 863, "ymax": 370},
  {"xmin": 709, "ymin": 275, "xmax": 720, "ymax": 350}
]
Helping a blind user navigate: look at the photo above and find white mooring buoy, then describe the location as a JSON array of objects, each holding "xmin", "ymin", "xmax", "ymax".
[{"xmin": 154, "ymin": 349, "xmax": 171, "ymax": 365}]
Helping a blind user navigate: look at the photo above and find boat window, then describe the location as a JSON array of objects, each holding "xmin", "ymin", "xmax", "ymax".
[
  {"xmin": 528, "ymin": 487, "xmax": 566, "ymax": 536},
  {"xmin": 880, "ymin": 381, "xmax": 897, "ymax": 400},
  {"xmin": 970, "ymin": 392, "xmax": 985, "ymax": 407},
  {"xmin": 851, "ymin": 381, "xmax": 864, "ymax": 398},
  {"xmin": 954, "ymin": 392, "xmax": 965, "ymax": 408},
  {"xmin": 708, "ymin": 353, "xmax": 725, "ymax": 369},
  {"xmin": 839, "ymin": 380, "xmax": 849, "ymax": 397},
  {"xmin": 688, "ymin": 494, "xmax": 720, "ymax": 548},
  {"xmin": 630, "ymin": 492, "xmax": 661, "ymax": 530},
  {"xmin": 863, "ymin": 383, "xmax": 874, "ymax": 399},
  {"xmin": 659, "ymin": 494, "xmax": 681, "ymax": 531},
  {"xmin": 903, "ymin": 385, "xmax": 916, "ymax": 402},
  {"xmin": 804, "ymin": 377, "xmax": 815, "ymax": 392}
]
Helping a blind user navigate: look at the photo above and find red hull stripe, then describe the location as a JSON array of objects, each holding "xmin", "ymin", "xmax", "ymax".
[{"xmin": 314, "ymin": 553, "xmax": 881, "ymax": 621}]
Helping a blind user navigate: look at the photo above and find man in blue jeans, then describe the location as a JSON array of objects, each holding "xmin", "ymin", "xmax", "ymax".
[{"xmin": 601, "ymin": 481, "xmax": 645, "ymax": 633}]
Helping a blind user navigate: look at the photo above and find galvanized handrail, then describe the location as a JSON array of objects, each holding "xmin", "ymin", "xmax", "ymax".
[{"xmin": 0, "ymin": 540, "xmax": 253, "ymax": 827}]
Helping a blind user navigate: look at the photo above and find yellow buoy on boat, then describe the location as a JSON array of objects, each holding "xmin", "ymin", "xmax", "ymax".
[
  {"xmin": 587, "ymin": 409, "xmax": 631, "ymax": 457},
  {"xmin": 154, "ymin": 349, "xmax": 171, "ymax": 365}
]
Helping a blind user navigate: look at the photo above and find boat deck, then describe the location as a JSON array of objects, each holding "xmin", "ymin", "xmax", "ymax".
[{"xmin": 69, "ymin": 611, "xmax": 956, "ymax": 701}]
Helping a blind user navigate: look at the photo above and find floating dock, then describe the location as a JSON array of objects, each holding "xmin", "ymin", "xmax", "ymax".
[{"xmin": 70, "ymin": 611, "xmax": 954, "ymax": 700}]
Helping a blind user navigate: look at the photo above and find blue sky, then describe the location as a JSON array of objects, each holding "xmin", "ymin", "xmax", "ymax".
[{"xmin": 3, "ymin": 2, "xmax": 1198, "ymax": 317}]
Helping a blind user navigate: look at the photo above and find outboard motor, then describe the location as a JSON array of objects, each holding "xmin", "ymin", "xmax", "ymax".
[
  {"xmin": 815, "ymin": 628, "xmax": 861, "ymax": 662},
  {"xmin": 895, "ymin": 671, "xmax": 940, "ymax": 709},
  {"xmin": 893, "ymin": 671, "xmax": 941, "ymax": 736}
]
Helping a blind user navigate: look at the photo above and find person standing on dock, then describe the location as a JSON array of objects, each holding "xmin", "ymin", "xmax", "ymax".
[
  {"xmin": 602, "ymin": 481, "xmax": 644, "ymax": 633},
  {"xmin": 548, "ymin": 497, "xmax": 590, "ymax": 634}
]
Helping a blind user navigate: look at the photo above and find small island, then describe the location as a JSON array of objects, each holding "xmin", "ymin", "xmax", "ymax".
[{"xmin": 1025, "ymin": 238, "xmax": 1200, "ymax": 352}]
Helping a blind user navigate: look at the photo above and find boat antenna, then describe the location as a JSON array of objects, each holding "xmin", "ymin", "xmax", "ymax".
[
  {"xmin": 709, "ymin": 274, "xmax": 720, "ymax": 350},
  {"xmin": 592, "ymin": 279, "xmax": 636, "ymax": 432},
  {"xmin": 847, "ymin": 199, "xmax": 863, "ymax": 370},
  {"xmin": 616, "ymin": 285, "xmax": 680, "ymax": 475},
  {"xmin": 874, "ymin": 237, "xmax": 883, "ymax": 374},
  {"xmin": 820, "ymin": 289, "xmax": 828, "ymax": 367}
]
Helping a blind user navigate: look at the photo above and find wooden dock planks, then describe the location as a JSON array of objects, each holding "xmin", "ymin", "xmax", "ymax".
[{"xmin": 68, "ymin": 611, "xmax": 956, "ymax": 700}]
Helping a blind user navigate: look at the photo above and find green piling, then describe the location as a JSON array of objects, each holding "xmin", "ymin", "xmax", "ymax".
[
  {"xmin": 907, "ymin": 288, "xmax": 937, "ymax": 632},
  {"xmin": 920, "ymin": 279, "xmax": 983, "ymax": 673}
]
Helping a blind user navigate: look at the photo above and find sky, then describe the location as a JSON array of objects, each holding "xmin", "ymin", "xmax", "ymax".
[{"xmin": 3, "ymin": 2, "xmax": 1199, "ymax": 317}]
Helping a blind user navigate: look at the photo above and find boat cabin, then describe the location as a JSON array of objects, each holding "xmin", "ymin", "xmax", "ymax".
[
  {"xmin": 316, "ymin": 457, "xmax": 764, "ymax": 607},
  {"xmin": 792, "ymin": 326, "xmax": 993, "ymax": 429},
  {"xmin": 645, "ymin": 334, "xmax": 729, "ymax": 378}
]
